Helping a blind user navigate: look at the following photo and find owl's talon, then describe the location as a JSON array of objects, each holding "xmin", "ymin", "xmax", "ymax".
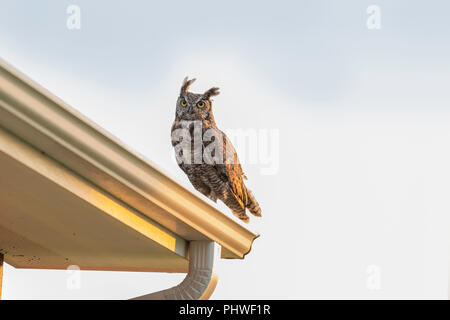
[{"xmin": 207, "ymin": 192, "xmax": 217, "ymax": 202}]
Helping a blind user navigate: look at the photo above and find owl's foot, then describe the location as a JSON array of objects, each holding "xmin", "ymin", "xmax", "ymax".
[
  {"xmin": 207, "ymin": 192, "xmax": 217, "ymax": 203},
  {"xmin": 232, "ymin": 211, "xmax": 250, "ymax": 224}
]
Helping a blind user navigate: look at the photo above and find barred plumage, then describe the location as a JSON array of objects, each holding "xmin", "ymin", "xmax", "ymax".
[{"xmin": 171, "ymin": 77, "xmax": 262, "ymax": 223}]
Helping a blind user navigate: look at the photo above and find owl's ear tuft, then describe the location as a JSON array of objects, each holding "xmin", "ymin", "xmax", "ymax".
[
  {"xmin": 203, "ymin": 87, "xmax": 220, "ymax": 100},
  {"xmin": 180, "ymin": 77, "xmax": 196, "ymax": 94}
]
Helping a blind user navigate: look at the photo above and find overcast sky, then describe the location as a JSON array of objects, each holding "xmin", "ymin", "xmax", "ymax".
[{"xmin": 1, "ymin": 0, "xmax": 450, "ymax": 299}]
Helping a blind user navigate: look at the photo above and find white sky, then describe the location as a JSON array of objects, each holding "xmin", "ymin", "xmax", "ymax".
[{"xmin": 1, "ymin": 0, "xmax": 450, "ymax": 299}]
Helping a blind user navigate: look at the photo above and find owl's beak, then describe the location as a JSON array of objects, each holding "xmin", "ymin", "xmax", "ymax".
[{"xmin": 188, "ymin": 105, "xmax": 194, "ymax": 114}]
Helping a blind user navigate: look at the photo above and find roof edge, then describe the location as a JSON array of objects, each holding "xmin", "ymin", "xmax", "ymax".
[{"xmin": 0, "ymin": 58, "xmax": 259, "ymax": 259}]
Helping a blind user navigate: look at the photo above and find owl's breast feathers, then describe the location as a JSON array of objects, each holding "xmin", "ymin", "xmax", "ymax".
[{"xmin": 171, "ymin": 119, "xmax": 261, "ymax": 221}]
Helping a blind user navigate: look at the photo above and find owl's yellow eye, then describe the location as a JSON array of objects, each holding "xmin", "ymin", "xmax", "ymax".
[
  {"xmin": 197, "ymin": 101, "xmax": 205, "ymax": 108},
  {"xmin": 180, "ymin": 99, "xmax": 187, "ymax": 107}
]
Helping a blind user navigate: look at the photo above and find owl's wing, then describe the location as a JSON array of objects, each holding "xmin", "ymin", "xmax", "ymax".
[{"xmin": 208, "ymin": 130, "xmax": 249, "ymax": 208}]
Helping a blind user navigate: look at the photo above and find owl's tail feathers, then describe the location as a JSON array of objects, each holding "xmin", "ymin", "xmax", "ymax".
[
  {"xmin": 223, "ymin": 189, "xmax": 250, "ymax": 223},
  {"xmin": 246, "ymin": 189, "xmax": 262, "ymax": 217}
]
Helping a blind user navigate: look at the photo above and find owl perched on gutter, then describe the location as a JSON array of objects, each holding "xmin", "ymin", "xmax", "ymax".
[{"xmin": 171, "ymin": 77, "xmax": 262, "ymax": 223}]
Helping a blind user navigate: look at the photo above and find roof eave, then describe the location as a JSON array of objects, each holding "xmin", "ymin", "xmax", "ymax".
[{"xmin": 0, "ymin": 58, "xmax": 259, "ymax": 259}]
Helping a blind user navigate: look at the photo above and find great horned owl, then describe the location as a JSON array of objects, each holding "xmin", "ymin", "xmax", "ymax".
[{"xmin": 171, "ymin": 77, "xmax": 262, "ymax": 223}]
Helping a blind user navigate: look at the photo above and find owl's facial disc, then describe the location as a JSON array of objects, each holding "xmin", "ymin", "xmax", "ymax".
[{"xmin": 177, "ymin": 91, "xmax": 212, "ymax": 121}]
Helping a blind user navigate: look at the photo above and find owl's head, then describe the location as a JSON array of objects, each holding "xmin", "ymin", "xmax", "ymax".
[{"xmin": 175, "ymin": 77, "xmax": 220, "ymax": 121}]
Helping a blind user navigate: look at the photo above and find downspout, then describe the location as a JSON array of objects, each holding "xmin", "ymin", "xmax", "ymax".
[{"xmin": 131, "ymin": 241, "xmax": 218, "ymax": 300}]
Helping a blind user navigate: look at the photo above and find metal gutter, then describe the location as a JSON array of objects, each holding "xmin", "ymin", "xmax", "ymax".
[{"xmin": 0, "ymin": 58, "xmax": 258, "ymax": 260}]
